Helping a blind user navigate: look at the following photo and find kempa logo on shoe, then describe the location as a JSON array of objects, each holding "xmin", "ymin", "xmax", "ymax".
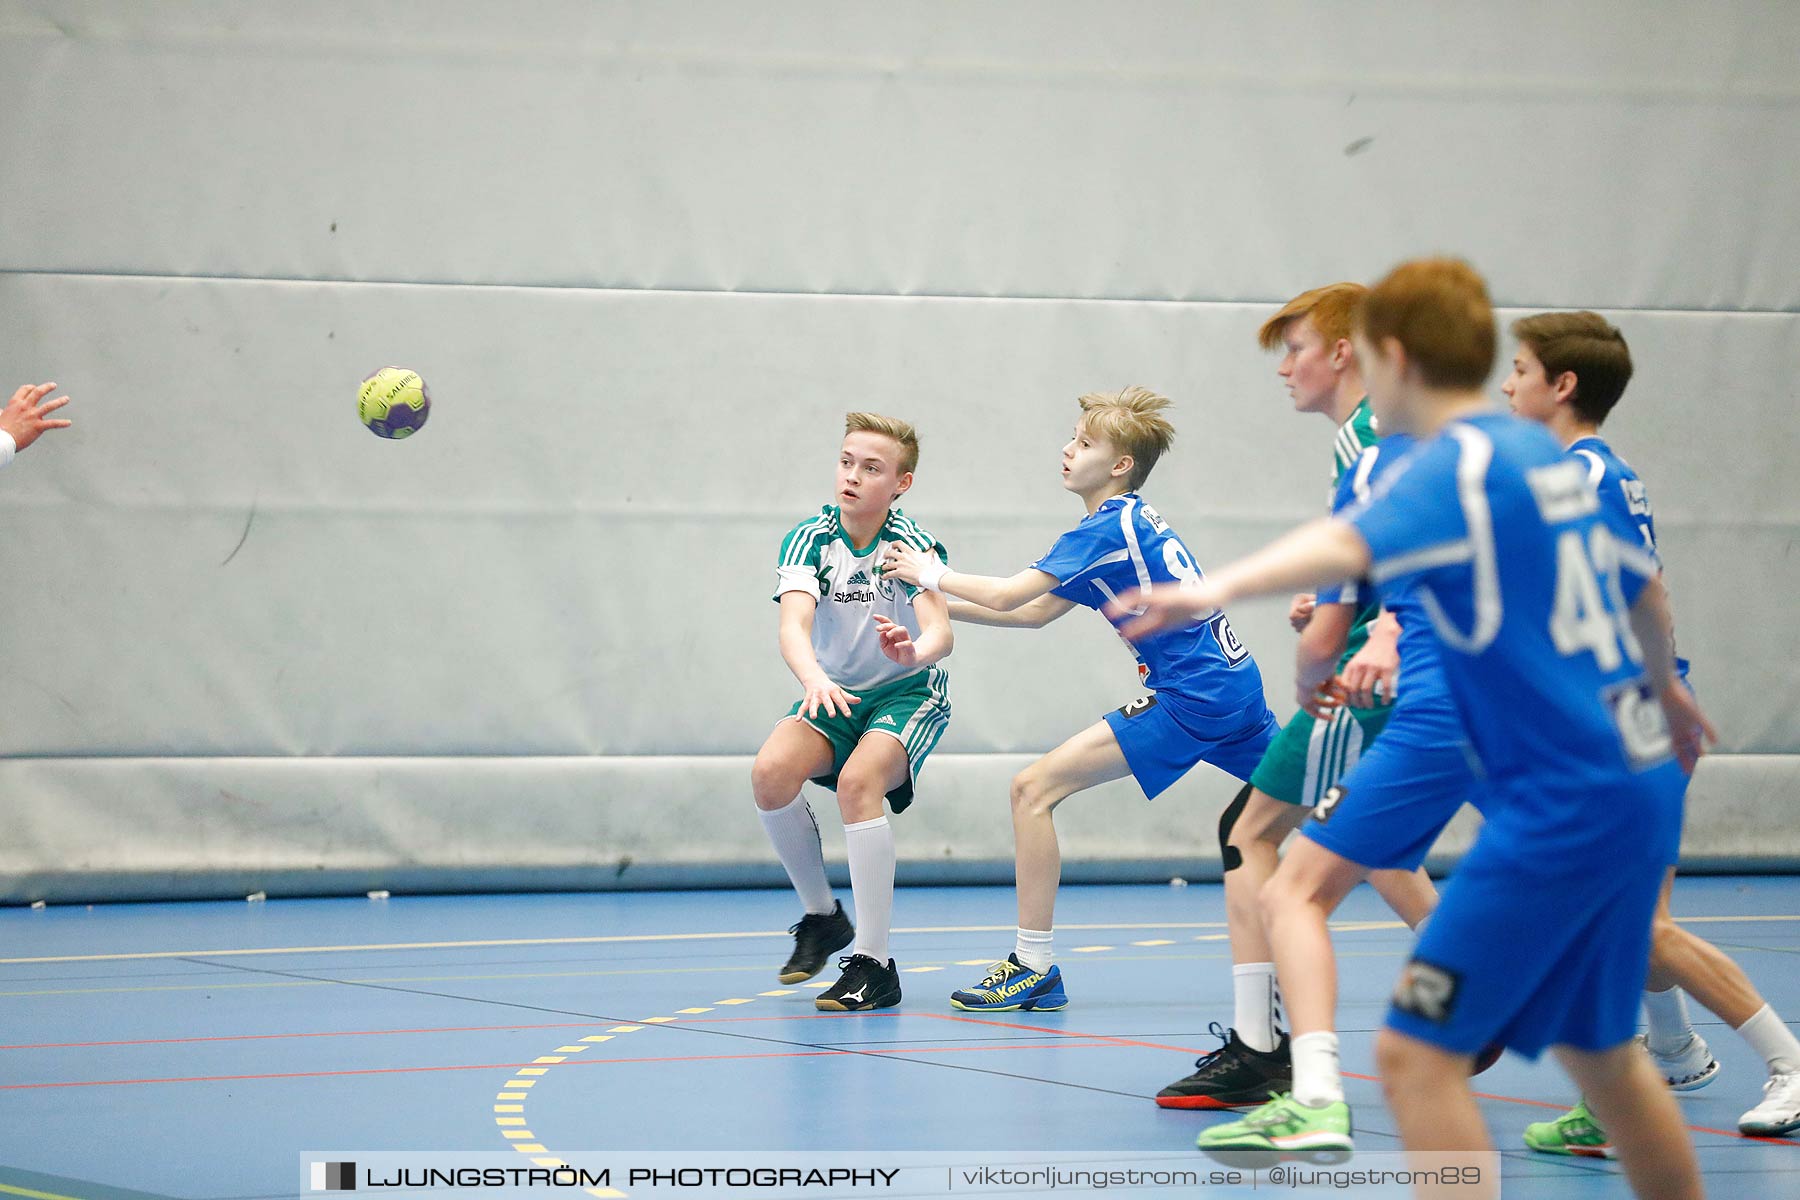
[{"xmin": 996, "ymin": 975, "xmax": 1040, "ymax": 1000}]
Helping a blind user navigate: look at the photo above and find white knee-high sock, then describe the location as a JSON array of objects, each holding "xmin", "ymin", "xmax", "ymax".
[
  {"xmin": 844, "ymin": 816, "xmax": 895, "ymax": 963},
  {"xmin": 758, "ymin": 795, "xmax": 834, "ymax": 915},
  {"xmin": 1234, "ymin": 962, "xmax": 1282, "ymax": 1053}
]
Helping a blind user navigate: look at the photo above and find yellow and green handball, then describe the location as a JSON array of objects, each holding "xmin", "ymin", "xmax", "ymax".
[{"xmin": 357, "ymin": 367, "xmax": 430, "ymax": 439}]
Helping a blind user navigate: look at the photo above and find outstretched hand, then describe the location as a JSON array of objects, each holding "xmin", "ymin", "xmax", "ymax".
[
  {"xmin": 800, "ymin": 675, "xmax": 859, "ymax": 720},
  {"xmin": 873, "ymin": 615, "xmax": 918, "ymax": 667},
  {"xmin": 1, "ymin": 382, "xmax": 72, "ymax": 452}
]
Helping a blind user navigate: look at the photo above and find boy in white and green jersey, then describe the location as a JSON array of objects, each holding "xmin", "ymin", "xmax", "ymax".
[{"xmin": 752, "ymin": 412, "xmax": 953, "ymax": 1013}]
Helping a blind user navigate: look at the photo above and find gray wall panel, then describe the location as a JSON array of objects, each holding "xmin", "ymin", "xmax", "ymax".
[
  {"xmin": 3, "ymin": 754, "xmax": 1790, "ymax": 905},
  {"xmin": 5, "ymin": 274, "xmax": 1793, "ymax": 760},
  {"xmin": 3, "ymin": 275, "xmax": 1800, "ymax": 759},
  {"xmin": 5, "ymin": 2, "xmax": 1797, "ymax": 309}
]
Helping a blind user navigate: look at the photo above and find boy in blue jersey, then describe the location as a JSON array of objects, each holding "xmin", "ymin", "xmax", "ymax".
[
  {"xmin": 1187, "ymin": 423, "xmax": 1485, "ymax": 1158},
  {"xmin": 1504, "ymin": 312, "xmax": 1800, "ymax": 1145},
  {"xmin": 881, "ymin": 387, "xmax": 1277, "ymax": 1012},
  {"xmin": 1158, "ymin": 286, "xmax": 1439, "ymax": 1113},
  {"xmin": 1120, "ymin": 261, "xmax": 1709, "ymax": 1199}
]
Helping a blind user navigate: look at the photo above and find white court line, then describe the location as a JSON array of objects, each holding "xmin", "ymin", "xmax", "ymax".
[{"xmin": 6, "ymin": 913, "xmax": 1795, "ymax": 966}]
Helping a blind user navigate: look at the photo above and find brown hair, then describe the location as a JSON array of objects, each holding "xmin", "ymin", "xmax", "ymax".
[
  {"xmin": 1511, "ymin": 311, "xmax": 1633, "ymax": 426},
  {"xmin": 1076, "ymin": 386, "xmax": 1175, "ymax": 490},
  {"xmin": 1258, "ymin": 282, "xmax": 1369, "ymax": 350},
  {"xmin": 843, "ymin": 412, "xmax": 919, "ymax": 474},
  {"xmin": 1354, "ymin": 259, "xmax": 1495, "ymax": 389}
]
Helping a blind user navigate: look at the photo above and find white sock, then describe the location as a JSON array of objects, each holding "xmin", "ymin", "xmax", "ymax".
[
  {"xmin": 1234, "ymin": 963, "xmax": 1281, "ymax": 1053},
  {"xmin": 1737, "ymin": 1005, "xmax": 1800, "ymax": 1075},
  {"xmin": 1643, "ymin": 985, "xmax": 1695, "ymax": 1055},
  {"xmin": 1291, "ymin": 1030, "xmax": 1344, "ymax": 1107},
  {"xmin": 758, "ymin": 795, "xmax": 834, "ymax": 915},
  {"xmin": 1014, "ymin": 927, "xmax": 1054, "ymax": 973},
  {"xmin": 844, "ymin": 816, "xmax": 895, "ymax": 963}
]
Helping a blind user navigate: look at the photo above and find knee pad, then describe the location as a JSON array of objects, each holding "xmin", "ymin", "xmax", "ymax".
[{"xmin": 1217, "ymin": 782, "xmax": 1254, "ymax": 873}]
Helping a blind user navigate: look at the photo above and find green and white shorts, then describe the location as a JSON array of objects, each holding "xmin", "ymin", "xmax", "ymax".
[
  {"xmin": 781, "ymin": 665, "xmax": 950, "ymax": 815},
  {"xmin": 1248, "ymin": 701, "xmax": 1393, "ymax": 808}
]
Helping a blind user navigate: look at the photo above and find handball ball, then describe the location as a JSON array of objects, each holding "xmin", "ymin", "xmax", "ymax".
[{"xmin": 357, "ymin": 367, "xmax": 430, "ymax": 439}]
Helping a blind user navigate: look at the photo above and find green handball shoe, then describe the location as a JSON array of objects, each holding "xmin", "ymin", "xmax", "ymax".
[
  {"xmin": 1522, "ymin": 1099, "xmax": 1615, "ymax": 1159},
  {"xmin": 1195, "ymin": 1093, "xmax": 1353, "ymax": 1167}
]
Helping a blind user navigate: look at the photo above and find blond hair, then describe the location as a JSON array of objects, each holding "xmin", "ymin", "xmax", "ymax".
[
  {"xmin": 1258, "ymin": 282, "xmax": 1369, "ymax": 350},
  {"xmin": 844, "ymin": 411, "xmax": 920, "ymax": 474},
  {"xmin": 1355, "ymin": 259, "xmax": 1496, "ymax": 389},
  {"xmin": 1076, "ymin": 386, "xmax": 1175, "ymax": 490}
]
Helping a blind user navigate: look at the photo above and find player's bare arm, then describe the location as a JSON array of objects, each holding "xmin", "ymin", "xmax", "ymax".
[
  {"xmin": 1629, "ymin": 576, "xmax": 1717, "ymax": 772},
  {"xmin": 880, "ymin": 542, "xmax": 1059, "ymax": 613},
  {"xmin": 1295, "ymin": 602, "xmax": 1355, "ymax": 718},
  {"xmin": 778, "ymin": 591, "xmax": 859, "ymax": 719},
  {"xmin": 1112, "ymin": 517, "xmax": 1371, "ymax": 642},
  {"xmin": 873, "ymin": 590, "xmax": 953, "ymax": 669},
  {"xmin": 946, "ymin": 593, "xmax": 1078, "ymax": 629},
  {"xmin": 1339, "ymin": 610, "xmax": 1402, "ymax": 707}
]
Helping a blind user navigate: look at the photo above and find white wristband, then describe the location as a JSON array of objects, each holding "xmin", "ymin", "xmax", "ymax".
[
  {"xmin": 915, "ymin": 557, "xmax": 949, "ymax": 593},
  {"xmin": 0, "ymin": 431, "xmax": 14, "ymax": 470}
]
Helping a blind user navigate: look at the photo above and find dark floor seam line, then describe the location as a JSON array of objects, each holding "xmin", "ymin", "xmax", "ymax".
[{"xmin": 179, "ymin": 957, "xmax": 1181, "ymax": 1098}]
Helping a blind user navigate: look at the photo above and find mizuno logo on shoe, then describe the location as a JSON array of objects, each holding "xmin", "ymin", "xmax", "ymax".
[{"xmin": 842, "ymin": 986, "xmax": 867, "ymax": 1002}]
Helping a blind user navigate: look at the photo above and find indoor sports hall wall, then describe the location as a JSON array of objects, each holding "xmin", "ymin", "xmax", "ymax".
[{"xmin": 3, "ymin": 2, "xmax": 1797, "ymax": 901}]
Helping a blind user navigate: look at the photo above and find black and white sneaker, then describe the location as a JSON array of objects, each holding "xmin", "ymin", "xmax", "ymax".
[
  {"xmin": 1155, "ymin": 1023, "xmax": 1292, "ymax": 1109},
  {"xmin": 779, "ymin": 901, "xmax": 855, "ymax": 984},
  {"xmin": 815, "ymin": 954, "xmax": 902, "ymax": 1012}
]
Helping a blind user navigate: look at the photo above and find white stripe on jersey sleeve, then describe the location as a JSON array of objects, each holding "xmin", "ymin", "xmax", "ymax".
[
  {"xmin": 1575, "ymin": 448, "xmax": 1607, "ymax": 488},
  {"xmin": 782, "ymin": 513, "xmax": 836, "ymax": 568},
  {"xmin": 1611, "ymin": 532, "xmax": 1662, "ymax": 583},
  {"xmin": 1369, "ymin": 539, "xmax": 1474, "ymax": 583},
  {"xmin": 1057, "ymin": 547, "xmax": 1132, "ymax": 584},
  {"xmin": 1351, "ymin": 444, "xmax": 1382, "ymax": 503},
  {"xmin": 1117, "ymin": 497, "xmax": 1153, "ymax": 593},
  {"xmin": 1414, "ymin": 424, "xmax": 1503, "ymax": 655}
]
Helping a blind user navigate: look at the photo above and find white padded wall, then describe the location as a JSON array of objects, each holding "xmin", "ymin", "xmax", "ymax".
[{"xmin": 3, "ymin": 2, "xmax": 1796, "ymax": 899}]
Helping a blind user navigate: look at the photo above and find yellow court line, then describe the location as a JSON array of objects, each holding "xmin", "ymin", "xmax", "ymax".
[
  {"xmin": 0, "ymin": 1186, "xmax": 84, "ymax": 1200},
  {"xmin": 0, "ymin": 923, "xmax": 1234, "ymax": 965},
  {"xmin": 10, "ymin": 914, "xmax": 1791, "ymax": 965}
]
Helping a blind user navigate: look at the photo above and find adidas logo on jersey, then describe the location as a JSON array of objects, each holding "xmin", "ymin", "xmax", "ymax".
[
  {"xmin": 873, "ymin": 715, "xmax": 898, "ymax": 727},
  {"xmin": 846, "ymin": 569, "xmax": 871, "ymax": 586}
]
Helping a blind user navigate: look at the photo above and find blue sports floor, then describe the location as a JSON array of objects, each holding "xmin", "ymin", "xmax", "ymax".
[{"xmin": 2, "ymin": 878, "xmax": 1795, "ymax": 1199}]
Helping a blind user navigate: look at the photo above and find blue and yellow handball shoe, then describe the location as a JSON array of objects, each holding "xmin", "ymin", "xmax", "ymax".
[{"xmin": 949, "ymin": 954, "xmax": 1069, "ymax": 1011}]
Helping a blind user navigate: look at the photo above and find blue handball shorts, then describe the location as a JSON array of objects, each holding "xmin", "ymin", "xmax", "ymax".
[
  {"xmin": 1300, "ymin": 714, "xmax": 1481, "ymax": 872},
  {"xmin": 1103, "ymin": 690, "xmax": 1279, "ymax": 801},
  {"xmin": 1385, "ymin": 838, "xmax": 1665, "ymax": 1059}
]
